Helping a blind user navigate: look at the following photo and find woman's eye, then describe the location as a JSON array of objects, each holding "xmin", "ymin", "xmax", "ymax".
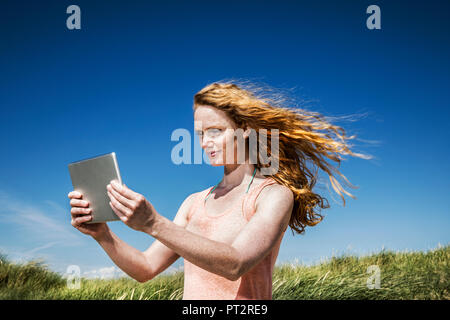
[
  {"xmin": 207, "ymin": 129, "xmax": 221, "ymax": 134},
  {"xmin": 195, "ymin": 129, "xmax": 222, "ymax": 138}
]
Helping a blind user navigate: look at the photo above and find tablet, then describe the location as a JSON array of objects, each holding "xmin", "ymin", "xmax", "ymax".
[{"xmin": 68, "ymin": 152, "xmax": 122, "ymax": 224}]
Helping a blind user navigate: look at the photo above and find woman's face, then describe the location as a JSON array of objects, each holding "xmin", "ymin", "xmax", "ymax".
[{"xmin": 194, "ymin": 105, "xmax": 248, "ymax": 166}]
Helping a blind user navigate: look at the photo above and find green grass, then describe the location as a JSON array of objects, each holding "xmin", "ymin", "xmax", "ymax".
[{"xmin": 1, "ymin": 245, "xmax": 448, "ymax": 300}]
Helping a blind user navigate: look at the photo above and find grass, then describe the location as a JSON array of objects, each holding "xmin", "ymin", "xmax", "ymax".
[{"xmin": 0, "ymin": 245, "xmax": 448, "ymax": 300}]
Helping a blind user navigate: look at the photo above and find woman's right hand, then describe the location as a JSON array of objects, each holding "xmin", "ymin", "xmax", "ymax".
[{"xmin": 68, "ymin": 191, "xmax": 109, "ymax": 241}]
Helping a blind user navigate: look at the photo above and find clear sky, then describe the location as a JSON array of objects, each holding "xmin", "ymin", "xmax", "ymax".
[{"xmin": 0, "ymin": 0, "xmax": 449, "ymax": 278}]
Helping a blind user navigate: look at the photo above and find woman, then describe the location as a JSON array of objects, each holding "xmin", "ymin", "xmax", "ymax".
[{"xmin": 68, "ymin": 80, "xmax": 371, "ymax": 299}]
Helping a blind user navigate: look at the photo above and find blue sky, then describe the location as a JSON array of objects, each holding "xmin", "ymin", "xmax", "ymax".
[{"xmin": 0, "ymin": 0, "xmax": 449, "ymax": 278}]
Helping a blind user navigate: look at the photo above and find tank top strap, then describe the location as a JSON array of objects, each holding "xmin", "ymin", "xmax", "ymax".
[{"xmin": 243, "ymin": 177, "xmax": 278, "ymax": 221}]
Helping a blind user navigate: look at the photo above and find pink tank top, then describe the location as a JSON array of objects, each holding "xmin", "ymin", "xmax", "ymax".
[{"xmin": 183, "ymin": 177, "xmax": 285, "ymax": 300}]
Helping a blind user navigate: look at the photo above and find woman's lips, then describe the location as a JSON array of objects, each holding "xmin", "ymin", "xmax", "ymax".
[{"xmin": 209, "ymin": 151, "xmax": 219, "ymax": 157}]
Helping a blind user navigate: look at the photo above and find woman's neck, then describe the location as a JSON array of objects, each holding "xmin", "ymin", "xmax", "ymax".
[{"xmin": 219, "ymin": 164, "xmax": 257, "ymax": 190}]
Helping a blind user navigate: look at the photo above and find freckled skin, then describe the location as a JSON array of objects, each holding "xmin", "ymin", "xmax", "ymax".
[
  {"xmin": 68, "ymin": 104, "xmax": 294, "ymax": 294},
  {"xmin": 182, "ymin": 177, "xmax": 291, "ymax": 299}
]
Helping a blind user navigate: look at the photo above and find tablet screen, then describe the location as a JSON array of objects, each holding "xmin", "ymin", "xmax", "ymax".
[{"xmin": 68, "ymin": 152, "xmax": 122, "ymax": 223}]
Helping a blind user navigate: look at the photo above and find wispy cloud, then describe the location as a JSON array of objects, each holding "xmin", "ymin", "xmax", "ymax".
[
  {"xmin": 80, "ymin": 266, "xmax": 128, "ymax": 279},
  {"xmin": 0, "ymin": 190, "xmax": 80, "ymax": 241},
  {"xmin": 23, "ymin": 241, "xmax": 60, "ymax": 256},
  {"xmin": 77, "ymin": 265, "xmax": 184, "ymax": 280},
  {"xmin": 0, "ymin": 242, "xmax": 60, "ymax": 265}
]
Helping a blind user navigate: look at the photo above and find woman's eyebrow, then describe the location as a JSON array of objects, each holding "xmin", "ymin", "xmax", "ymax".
[{"xmin": 195, "ymin": 126, "xmax": 222, "ymax": 131}]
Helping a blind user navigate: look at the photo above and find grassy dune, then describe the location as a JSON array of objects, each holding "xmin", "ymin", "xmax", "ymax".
[{"xmin": 0, "ymin": 245, "xmax": 448, "ymax": 300}]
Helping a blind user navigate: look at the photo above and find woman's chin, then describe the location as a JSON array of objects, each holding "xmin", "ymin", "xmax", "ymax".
[
  {"xmin": 209, "ymin": 159, "xmax": 242, "ymax": 167},
  {"xmin": 209, "ymin": 160, "xmax": 224, "ymax": 167}
]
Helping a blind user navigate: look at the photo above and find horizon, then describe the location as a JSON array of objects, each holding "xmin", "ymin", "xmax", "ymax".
[{"xmin": 2, "ymin": 243, "xmax": 447, "ymax": 281}]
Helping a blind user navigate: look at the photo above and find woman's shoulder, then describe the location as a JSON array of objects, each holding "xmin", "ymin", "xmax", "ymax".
[
  {"xmin": 182, "ymin": 187, "xmax": 212, "ymax": 216},
  {"xmin": 253, "ymin": 177, "xmax": 294, "ymax": 211},
  {"xmin": 253, "ymin": 176, "xmax": 290, "ymax": 192},
  {"xmin": 185, "ymin": 189, "xmax": 208, "ymax": 205}
]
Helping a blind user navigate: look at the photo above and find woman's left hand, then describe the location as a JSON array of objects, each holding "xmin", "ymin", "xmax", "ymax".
[{"xmin": 107, "ymin": 180, "xmax": 157, "ymax": 233}]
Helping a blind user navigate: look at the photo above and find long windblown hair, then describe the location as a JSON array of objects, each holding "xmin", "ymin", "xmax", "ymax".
[{"xmin": 193, "ymin": 79, "xmax": 373, "ymax": 235}]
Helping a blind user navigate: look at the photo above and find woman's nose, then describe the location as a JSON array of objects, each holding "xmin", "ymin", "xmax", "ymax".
[
  {"xmin": 201, "ymin": 137, "xmax": 214, "ymax": 149},
  {"xmin": 201, "ymin": 133, "xmax": 217, "ymax": 149}
]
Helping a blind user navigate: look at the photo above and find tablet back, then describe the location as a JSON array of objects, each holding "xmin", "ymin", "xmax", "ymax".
[{"xmin": 68, "ymin": 152, "xmax": 122, "ymax": 223}]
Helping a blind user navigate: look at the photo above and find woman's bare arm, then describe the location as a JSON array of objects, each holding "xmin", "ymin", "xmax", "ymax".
[
  {"xmin": 144, "ymin": 185, "xmax": 293, "ymax": 281},
  {"xmin": 95, "ymin": 192, "xmax": 198, "ymax": 282}
]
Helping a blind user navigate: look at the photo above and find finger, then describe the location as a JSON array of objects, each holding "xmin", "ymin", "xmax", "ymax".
[
  {"xmin": 75, "ymin": 214, "xmax": 92, "ymax": 225},
  {"xmin": 71, "ymin": 207, "xmax": 92, "ymax": 216},
  {"xmin": 70, "ymin": 199, "xmax": 90, "ymax": 208},
  {"xmin": 108, "ymin": 191, "xmax": 132, "ymax": 217},
  {"xmin": 107, "ymin": 184, "xmax": 135, "ymax": 210},
  {"xmin": 109, "ymin": 181, "xmax": 141, "ymax": 201},
  {"xmin": 68, "ymin": 191, "xmax": 82, "ymax": 199},
  {"xmin": 71, "ymin": 214, "xmax": 92, "ymax": 227},
  {"xmin": 109, "ymin": 200, "xmax": 128, "ymax": 222}
]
